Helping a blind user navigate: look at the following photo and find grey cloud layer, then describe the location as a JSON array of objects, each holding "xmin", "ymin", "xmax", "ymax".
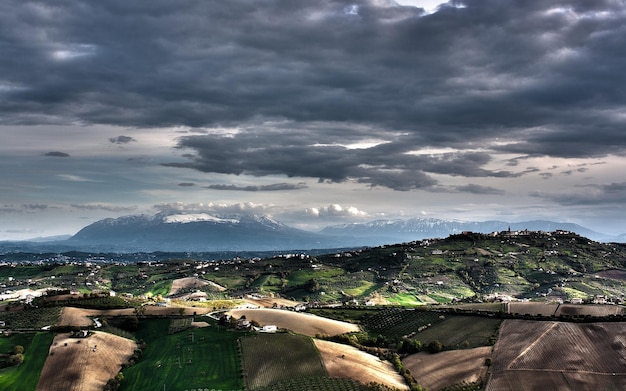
[{"xmin": 3, "ymin": 0, "xmax": 626, "ymax": 189}]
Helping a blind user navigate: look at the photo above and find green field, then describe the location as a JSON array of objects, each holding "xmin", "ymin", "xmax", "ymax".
[
  {"xmin": 120, "ymin": 318, "xmax": 244, "ymax": 391},
  {"xmin": 387, "ymin": 292, "xmax": 423, "ymax": 306},
  {"xmin": 240, "ymin": 333, "xmax": 327, "ymax": 390},
  {"xmin": 413, "ymin": 314, "xmax": 501, "ymax": 349},
  {"xmin": 0, "ymin": 332, "xmax": 54, "ymax": 391}
]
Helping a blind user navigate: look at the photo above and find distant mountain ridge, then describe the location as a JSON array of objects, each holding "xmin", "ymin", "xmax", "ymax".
[
  {"xmin": 1, "ymin": 214, "xmax": 623, "ymax": 253},
  {"xmin": 62, "ymin": 212, "xmax": 362, "ymax": 252},
  {"xmin": 321, "ymin": 218, "xmax": 617, "ymax": 243}
]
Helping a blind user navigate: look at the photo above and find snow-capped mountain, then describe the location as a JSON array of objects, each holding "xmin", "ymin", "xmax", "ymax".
[
  {"xmin": 64, "ymin": 212, "xmax": 351, "ymax": 252},
  {"xmin": 3, "ymin": 214, "xmax": 621, "ymax": 254}
]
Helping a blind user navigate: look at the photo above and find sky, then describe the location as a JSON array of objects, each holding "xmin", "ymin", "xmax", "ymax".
[{"xmin": 1, "ymin": 0, "xmax": 626, "ymax": 240}]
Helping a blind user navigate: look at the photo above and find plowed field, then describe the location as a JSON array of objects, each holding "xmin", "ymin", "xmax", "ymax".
[
  {"xmin": 403, "ymin": 346, "xmax": 491, "ymax": 390},
  {"xmin": 314, "ymin": 339, "xmax": 408, "ymax": 390},
  {"xmin": 227, "ymin": 308, "xmax": 360, "ymax": 336},
  {"xmin": 486, "ymin": 319, "xmax": 626, "ymax": 391},
  {"xmin": 36, "ymin": 332, "xmax": 136, "ymax": 391}
]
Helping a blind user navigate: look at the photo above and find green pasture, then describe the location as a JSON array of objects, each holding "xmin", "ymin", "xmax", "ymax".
[
  {"xmin": 251, "ymin": 274, "xmax": 283, "ymax": 293},
  {"xmin": 286, "ymin": 267, "xmax": 345, "ymax": 286},
  {"xmin": 120, "ymin": 318, "xmax": 244, "ymax": 391},
  {"xmin": 0, "ymin": 332, "xmax": 54, "ymax": 391},
  {"xmin": 387, "ymin": 293, "xmax": 422, "ymax": 306},
  {"xmin": 143, "ymin": 279, "xmax": 172, "ymax": 296},
  {"xmin": 0, "ymin": 265, "xmax": 46, "ymax": 280}
]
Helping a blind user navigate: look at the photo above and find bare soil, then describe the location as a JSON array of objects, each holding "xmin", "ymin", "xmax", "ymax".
[
  {"xmin": 595, "ymin": 269, "xmax": 626, "ymax": 281},
  {"xmin": 226, "ymin": 308, "xmax": 360, "ymax": 336},
  {"xmin": 507, "ymin": 302, "xmax": 559, "ymax": 316},
  {"xmin": 243, "ymin": 296, "xmax": 302, "ymax": 308},
  {"xmin": 169, "ymin": 277, "xmax": 223, "ymax": 295},
  {"xmin": 36, "ymin": 331, "xmax": 136, "ymax": 391},
  {"xmin": 59, "ymin": 307, "xmax": 135, "ymax": 327},
  {"xmin": 555, "ymin": 303, "xmax": 624, "ymax": 317},
  {"xmin": 314, "ymin": 339, "xmax": 409, "ymax": 390},
  {"xmin": 403, "ymin": 347, "xmax": 491, "ymax": 391},
  {"xmin": 486, "ymin": 319, "xmax": 626, "ymax": 391}
]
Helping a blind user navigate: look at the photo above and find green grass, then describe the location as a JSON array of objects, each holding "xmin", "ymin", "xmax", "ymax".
[
  {"xmin": 144, "ymin": 280, "xmax": 172, "ymax": 296},
  {"xmin": 120, "ymin": 319, "xmax": 244, "ymax": 391},
  {"xmin": 286, "ymin": 267, "xmax": 346, "ymax": 286},
  {"xmin": 387, "ymin": 293, "xmax": 422, "ymax": 306},
  {"xmin": 0, "ymin": 332, "xmax": 54, "ymax": 391},
  {"xmin": 343, "ymin": 281, "xmax": 379, "ymax": 297}
]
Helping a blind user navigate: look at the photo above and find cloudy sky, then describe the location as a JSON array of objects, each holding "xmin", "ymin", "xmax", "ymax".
[{"xmin": 2, "ymin": 0, "xmax": 626, "ymax": 240}]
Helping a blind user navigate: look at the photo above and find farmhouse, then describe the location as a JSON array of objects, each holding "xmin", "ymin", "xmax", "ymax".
[{"xmin": 259, "ymin": 325, "xmax": 277, "ymax": 333}]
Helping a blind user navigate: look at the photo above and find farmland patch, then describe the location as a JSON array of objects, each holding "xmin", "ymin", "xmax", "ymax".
[
  {"xmin": 487, "ymin": 319, "xmax": 626, "ymax": 391},
  {"xmin": 403, "ymin": 346, "xmax": 491, "ymax": 391},
  {"xmin": 227, "ymin": 308, "xmax": 360, "ymax": 337},
  {"xmin": 411, "ymin": 314, "xmax": 501, "ymax": 349},
  {"xmin": 314, "ymin": 338, "xmax": 408, "ymax": 390},
  {"xmin": 37, "ymin": 331, "xmax": 136, "ymax": 391},
  {"xmin": 121, "ymin": 318, "xmax": 243, "ymax": 391},
  {"xmin": 240, "ymin": 333, "xmax": 326, "ymax": 390}
]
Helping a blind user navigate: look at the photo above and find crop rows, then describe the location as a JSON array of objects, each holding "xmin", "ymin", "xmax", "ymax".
[
  {"xmin": 240, "ymin": 333, "xmax": 326, "ymax": 390},
  {"xmin": 257, "ymin": 376, "xmax": 366, "ymax": 391},
  {"xmin": 1, "ymin": 306, "xmax": 61, "ymax": 329},
  {"xmin": 361, "ymin": 308, "xmax": 443, "ymax": 339}
]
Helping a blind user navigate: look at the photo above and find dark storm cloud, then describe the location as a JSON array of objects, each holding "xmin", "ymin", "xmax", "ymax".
[
  {"xmin": 454, "ymin": 184, "xmax": 505, "ymax": 195},
  {"xmin": 530, "ymin": 182, "xmax": 626, "ymax": 205},
  {"xmin": 177, "ymin": 182, "xmax": 196, "ymax": 187},
  {"xmin": 206, "ymin": 183, "xmax": 308, "ymax": 192},
  {"xmin": 164, "ymin": 130, "xmax": 520, "ymax": 190},
  {"xmin": 0, "ymin": 204, "xmax": 59, "ymax": 213},
  {"xmin": 109, "ymin": 135, "xmax": 136, "ymax": 144},
  {"xmin": 43, "ymin": 151, "xmax": 70, "ymax": 157},
  {"xmin": 3, "ymin": 0, "xmax": 626, "ymax": 188}
]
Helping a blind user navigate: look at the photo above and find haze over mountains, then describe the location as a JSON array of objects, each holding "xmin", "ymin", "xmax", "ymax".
[{"xmin": 2, "ymin": 213, "xmax": 624, "ymax": 253}]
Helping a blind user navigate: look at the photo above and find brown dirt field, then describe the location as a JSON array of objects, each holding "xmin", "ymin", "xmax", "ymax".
[
  {"xmin": 191, "ymin": 321, "xmax": 210, "ymax": 328},
  {"xmin": 243, "ymin": 296, "xmax": 302, "ymax": 308},
  {"xmin": 59, "ymin": 306, "xmax": 214, "ymax": 327},
  {"xmin": 508, "ymin": 302, "xmax": 559, "ymax": 316},
  {"xmin": 226, "ymin": 308, "xmax": 360, "ymax": 336},
  {"xmin": 555, "ymin": 303, "xmax": 624, "ymax": 317},
  {"xmin": 314, "ymin": 339, "xmax": 409, "ymax": 390},
  {"xmin": 486, "ymin": 319, "xmax": 626, "ymax": 391},
  {"xmin": 596, "ymin": 269, "xmax": 626, "ymax": 281},
  {"xmin": 142, "ymin": 305, "xmax": 212, "ymax": 316},
  {"xmin": 169, "ymin": 277, "xmax": 219, "ymax": 295},
  {"xmin": 367, "ymin": 293, "xmax": 391, "ymax": 305},
  {"xmin": 36, "ymin": 331, "xmax": 137, "ymax": 391},
  {"xmin": 59, "ymin": 307, "xmax": 135, "ymax": 327},
  {"xmin": 403, "ymin": 347, "xmax": 492, "ymax": 391}
]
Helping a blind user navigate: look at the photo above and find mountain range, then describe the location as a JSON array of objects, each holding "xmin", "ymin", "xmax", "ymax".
[{"xmin": 2, "ymin": 213, "xmax": 624, "ymax": 253}]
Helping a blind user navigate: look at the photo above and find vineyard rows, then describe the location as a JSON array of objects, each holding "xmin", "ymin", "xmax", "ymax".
[
  {"xmin": 361, "ymin": 308, "xmax": 442, "ymax": 339},
  {"xmin": 240, "ymin": 333, "xmax": 327, "ymax": 390},
  {"xmin": 257, "ymin": 376, "xmax": 366, "ymax": 391}
]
